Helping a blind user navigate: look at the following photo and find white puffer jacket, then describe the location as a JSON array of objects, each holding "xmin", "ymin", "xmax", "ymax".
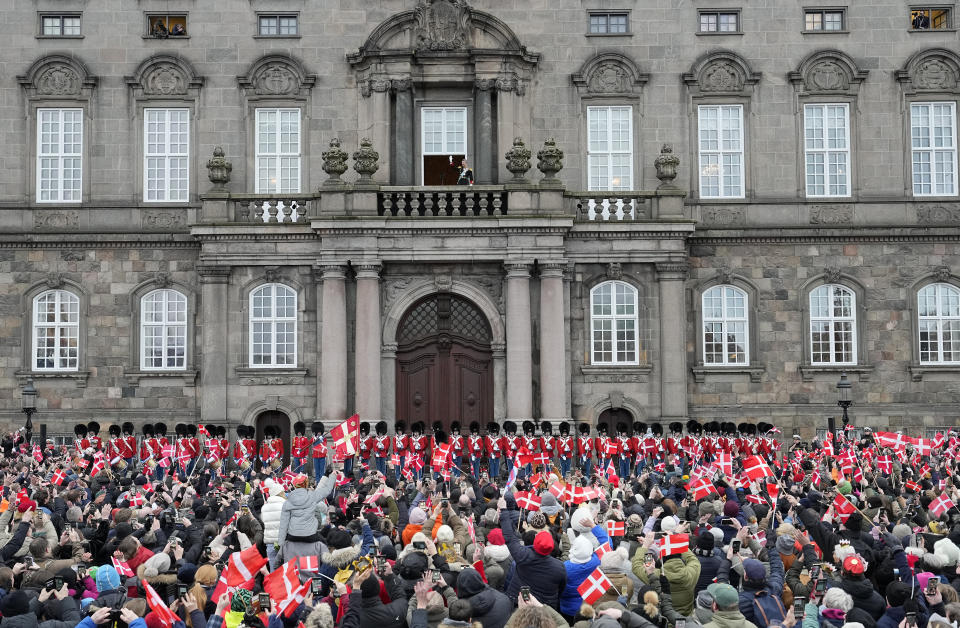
[{"xmin": 262, "ymin": 493, "xmax": 286, "ymax": 544}]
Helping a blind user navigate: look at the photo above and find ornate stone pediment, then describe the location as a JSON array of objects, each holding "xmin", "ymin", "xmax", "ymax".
[
  {"xmin": 126, "ymin": 55, "xmax": 204, "ymax": 100},
  {"xmin": 788, "ymin": 50, "xmax": 867, "ymax": 95},
  {"xmin": 18, "ymin": 55, "xmax": 98, "ymax": 100},
  {"xmin": 238, "ymin": 55, "xmax": 317, "ymax": 101},
  {"xmin": 897, "ymin": 48, "xmax": 960, "ymax": 94},
  {"xmin": 683, "ymin": 51, "xmax": 760, "ymax": 97},
  {"xmin": 572, "ymin": 52, "xmax": 648, "ymax": 98},
  {"xmin": 414, "ymin": 0, "xmax": 471, "ymax": 51}
]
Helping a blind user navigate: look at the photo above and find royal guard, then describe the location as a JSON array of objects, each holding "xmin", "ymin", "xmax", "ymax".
[
  {"xmin": 392, "ymin": 422, "xmax": 408, "ymax": 477},
  {"xmin": 468, "ymin": 422, "xmax": 484, "ymax": 477},
  {"xmin": 374, "ymin": 421, "xmax": 391, "ymax": 475},
  {"xmin": 631, "ymin": 422, "xmax": 647, "ymax": 470},
  {"xmin": 485, "ymin": 422, "xmax": 502, "ymax": 479},
  {"xmin": 577, "ymin": 423, "xmax": 594, "ymax": 476},
  {"xmin": 616, "ymin": 422, "xmax": 632, "ymax": 478},
  {"xmin": 595, "ymin": 422, "xmax": 614, "ymax": 474},
  {"xmin": 154, "ymin": 423, "xmax": 170, "ymax": 479},
  {"xmin": 139, "ymin": 424, "xmax": 156, "ymax": 467},
  {"xmin": 520, "ymin": 421, "xmax": 537, "ymax": 478},
  {"xmin": 503, "ymin": 421, "xmax": 520, "ymax": 473},
  {"xmin": 183, "ymin": 424, "xmax": 201, "ymax": 474},
  {"xmin": 291, "ymin": 422, "xmax": 311, "ymax": 473},
  {"xmin": 666, "ymin": 423, "xmax": 683, "ymax": 457},
  {"xmin": 647, "ymin": 424, "xmax": 664, "ymax": 461},
  {"xmin": 540, "ymin": 421, "xmax": 556, "ymax": 470},
  {"xmin": 269, "ymin": 426, "xmax": 284, "ymax": 468},
  {"xmin": 107, "ymin": 424, "xmax": 124, "ymax": 467},
  {"xmin": 556, "ymin": 422, "xmax": 573, "ymax": 478},
  {"xmin": 234, "ymin": 425, "xmax": 252, "ymax": 473},
  {"xmin": 449, "ymin": 422, "xmax": 464, "ymax": 478},
  {"xmin": 409, "ymin": 422, "xmax": 428, "ymax": 479},
  {"xmin": 74, "ymin": 424, "xmax": 89, "ymax": 455},
  {"xmin": 310, "ymin": 422, "xmax": 327, "ymax": 481},
  {"xmin": 216, "ymin": 426, "xmax": 231, "ymax": 463},
  {"xmin": 121, "ymin": 422, "xmax": 137, "ymax": 467},
  {"xmin": 358, "ymin": 422, "xmax": 374, "ymax": 471},
  {"xmin": 87, "ymin": 422, "xmax": 103, "ymax": 452}
]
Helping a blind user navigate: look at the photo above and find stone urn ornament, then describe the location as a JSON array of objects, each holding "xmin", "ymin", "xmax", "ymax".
[
  {"xmin": 654, "ymin": 144, "xmax": 680, "ymax": 188},
  {"xmin": 504, "ymin": 137, "xmax": 532, "ymax": 183},
  {"xmin": 352, "ymin": 137, "xmax": 379, "ymax": 185},
  {"xmin": 206, "ymin": 146, "xmax": 232, "ymax": 191},
  {"xmin": 321, "ymin": 138, "xmax": 349, "ymax": 188},
  {"xmin": 537, "ymin": 138, "xmax": 564, "ymax": 184}
]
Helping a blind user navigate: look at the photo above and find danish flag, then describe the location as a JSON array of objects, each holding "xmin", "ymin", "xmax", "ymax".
[
  {"xmin": 577, "ymin": 566, "xmax": 613, "ymax": 605},
  {"xmin": 276, "ymin": 578, "xmax": 312, "ymax": 617},
  {"xmin": 605, "ymin": 520, "xmax": 625, "ymax": 537},
  {"xmin": 128, "ymin": 492, "xmax": 144, "ymax": 507},
  {"xmin": 930, "ymin": 494, "xmax": 955, "ymax": 518},
  {"xmin": 875, "ymin": 431, "xmax": 913, "ymax": 450},
  {"xmin": 331, "ymin": 414, "xmax": 361, "ymax": 457},
  {"xmin": 298, "ymin": 556, "xmax": 319, "ymax": 572},
  {"xmin": 688, "ymin": 477, "xmax": 718, "ymax": 501},
  {"xmin": 605, "ymin": 460, "xmax": 617, "ymax": 479},
  {"xmin": 594, "ymin": 541, "xmax": 613, "ymax": 559},
  {"xmin": 50, "ymin": 468, "xmax": 66, "ymax": 486},
  {"xmin": 264, "ymin": 559, "xmax": 300, "ymax": 604},
  {"xmin": 876, "ymin": 455, "xmax": 892, "ymax": 474},
  {"xmin": 659, "ymin": 533, "xmax": 690, "ymax": 558},
  {"xmin": 198, "ymin": 424, "xmax": 210, "ymax": 438},
  {"xmin": 905, "ymin": 480, "xmax": 921, "ymax": 493},
  {"xmin": 90, "ymin": 459, "xmax": 105, "ymax": 478},
  {"xmin": 745, "ymin": 494, "xmax": 765, "ymax": 505},
  {"xmin": 832, "ymin": 494, "xmax": 856, "ymax": 523},
  {"xmin": 515, "ymin": 491, "xmax": 541, "ymax": 511},
  {"xmin": 33, "ymin": 446, "xmax": 43, "ymax": 464},
  {"xmin": 112, "ymin": 557, "xmax": 135, "ymax": 577},
  {"xmin": 714, "ymin": 452, "xmax": 733, "ymax": 476},
  {"xmin": 533, "ymin": 452, "xmax": 551, "ymax": 466},
  {"xmin": 390, "ymin": 454, "xmax": 400, "ymax": 467},
  {"xmin": 743, "ymin": 456, "xmax": 774, "ymax": 481},
  {"xmin": 223, "ymin": 546, "xmax": 268, "ymax": 586},
  {"xmin": 143, "ymin": 580, "xmax": 179, "ymax": 626}
]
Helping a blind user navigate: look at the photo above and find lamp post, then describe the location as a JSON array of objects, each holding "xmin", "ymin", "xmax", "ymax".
[
  {"xmin": 836, "ymin": 371, "xmax": 852, "ymax": 433},
  {"xmin": 21, "ymin": 380, "xmax": 36, "ymax": 445}
]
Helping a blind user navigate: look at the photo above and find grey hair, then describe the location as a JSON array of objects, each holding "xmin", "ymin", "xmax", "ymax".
[{"xmin": 823, "ymin": 587, "xmax": 854, "ymax": 612}]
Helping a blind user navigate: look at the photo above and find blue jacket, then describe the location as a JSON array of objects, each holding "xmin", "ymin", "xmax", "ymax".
[
  {"xmin": 559, "ymin": 524, "xmax": 610, "ymax": 615},
  {"xmin": 735, "ymin": 538, "xmax": 785, "ymax": 625}
]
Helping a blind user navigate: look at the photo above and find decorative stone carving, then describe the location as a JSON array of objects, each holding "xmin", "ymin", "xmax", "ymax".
[
  {"xmin": 19, "ymin": 55, "xmax": 97, "ymax": 101},
  {"xmin": 360, "ymin": 78, "xmax": 393, "ymax": 98},
  {"xmin": 61, "ymin": 250, "xmax": 85, "ymax": 262},
  {"xmin": 915, "ymin": 58, "xmax": 957, "ymax": 90},
  {"xmin": 495, "ymin": 76, "xmax": 525, "ymax": 95},
  {"xmin": 414, "ymin": 0, "xmax": 471, "ymax": 51},
  {"xmin": 717, "ymin": 267, "xmax": 734, "ymax": 285},
  {"xmin": 37, "ymin": 64, "xmax": 81, "ymax": 96},
  {"xmin": 321, "ymin": 138, "xmax": 349, "ymax": 187},
  {"xmin": 154, "ymin": 271, "xmax": 172, "ymax": 289},
  {"xmin": 504, "ymin": 138, "xmax": 532, "ymax": 182},
  {"xmin": 572, "ymin": 53, "xmax": 647, "ymax": 97},
  {"xmin": 34, "ymin": 211, "xmax": 79, "ymax": 229},
  {"xmin": 244, "ymin": 377, "xmax": 298, "ymax": 386},
  {"xmin": 606, "ymin": 263, "xmax": 623, "ymax": 280},
  {"xmin": 536, "ymin": 138, "xmax": 563, "ymax": 181},
  {"xmin": 206, "ymin": 147, "xmax": 232, "ymax": 190},
  {"xmin": 474, "ymin": 78, "xmax": 496, "ymax": 92},
  {"xmin": 588, "ymin": 63, "xmax": 630, "ymax": 93},
  {"xmin": 142, "ymin": 211, "xmax": 186, "ymax": 229},
  {"xmin": 391, "ymin": 78, "xmax": 413, "ymax": 93},
  {"xmin": 810, "ymin": 205, "xmax": 853, "ymax": 224},
  {"xmin": 144, "ymin": 64, "xmax": 187, "ymax": 96},
  {"xmin": 352, "ymin": 138, "xmax": 380, "ymax": 182},
  {"xmin": 823, "ymin": 267, "xmax": 843, "ymax": 284},
  {"xmin": 654, "ymin": 144, "xmax": 680, "ymax": 186},
  {"xmin": 917, "ymin": 204, "xmax": 960, "ymax": 224},
  {"xmin": 45, "ymin": 272, "xmax": 66, "ymax": 289},
  {"xmin": 383, "ymin": 278, "xmax": 415, "ymax": 310},
  {"xmin": 240, "ymin": 56, "xmax": 316, "ymax": 100},
  {"xmin": 434, "ymin": 274, "xmax": 453, "ymax": 293},
  {"xmin": 701, "ymin": 62, "xmax": 742, "ymax": 92},
  {"xmin": 701, "ymin": 206, "xmax": 746, "ymax": 226},
  {"xmin": 807, "ymin": 60, "xmax": 849, "ymax": 91},
  {"xmin": 255, "ymin": 63, "xmax": 297, "ymax": 95},
  {"xmin": 264, "ymin": 267, "xmax": 281, "ymax": 283},
  {"xmin": 789, "ymin": 52, "xmax": 867, "ymax": 95},
  {"xmin": 684, "ymin": 53, "xmax": 759, "ymax": 96},
  {"xmin": 935, "ymin": 266, "xmax": 952, "ymax": 282}
]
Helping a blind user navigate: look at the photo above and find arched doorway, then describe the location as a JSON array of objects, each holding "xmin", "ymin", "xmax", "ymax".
[
  {"xmin": 255, "ymin": 410, "xmax": 290, "ymax": 469},
  {"xmin": 597, "ymin": 407, "xmax": 634, "ymax": 434},
  {"xmin": 396, "ymin": 294, "xmax": 493, "ymax": 432}
]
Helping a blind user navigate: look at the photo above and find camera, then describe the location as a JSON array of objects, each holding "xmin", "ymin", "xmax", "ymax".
[
  {"xmin": 413, "ymin": 541, "xmax": 426, "ymax": 550},
  {"xmin": 815, "ymin": 578, "xmax": 827, "ymax": 594},
  {"xmin": 520, "ymin": 586, "xmax": 531, "ymax": 602},
  {"xmin": 794, "ymin": 597, "xmax": 806, "ymax": 616},
  {"xmin": 927, "ymin": 575, "xmax": 940, "ymax": 595},
  {"xmin": 731, "ymin": 540, "xmax": 741, "ymax": 553},
  {"xmin": 259, "ymin": 593, "xmax": 271, "ymax": 611}
]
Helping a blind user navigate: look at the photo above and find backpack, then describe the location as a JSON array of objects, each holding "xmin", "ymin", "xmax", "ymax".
[{"xmin": 751, "ymin": 589, "xmax": 787, "ymax": 626}]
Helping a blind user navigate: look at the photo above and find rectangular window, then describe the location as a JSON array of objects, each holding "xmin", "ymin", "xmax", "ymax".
[
  {"xmin": 910, "ymin": 7, "xmax": 952, "ymax": 29},
  {"xmin": 40, "ymin": 14, "xmax": 81, "ymax": 37},
  {"xmin": 911, "ymin": 102, "xmax": 958, "ymax": 196},
  {"xmin": 698, "ymin": 105, "xmax": 744, "ymax": 198},
  {"xmin": 37, "ymin": 109, "xmax": 83, "ymax": 203},
  {"xmin": 804, "ymin": 104, "xmax": 850, "ymax": 197},
  {"xmin": 148, "ymin": 14, "xmax": 187, "ymax": 37},
  {"xmin": 587, "ymin": 106, "xmax": 633, "ymax": 191},
  {"xmin": 144, "ymin": 109, "xmax": 189, "ymax": 202},
  {"xmin": 421, "ymin": 107, "xmax": 467, "ymax": 185},
  {"xmin": 588, "ymin": 12, "xmax": 630, "ymax": 34},
  {"xmin": 258, "ymin": 14, "xmax": 299, "ymax": 36},
  {"xmin": 255, "ymin": 108, "xmax": 301, "ymax": 194},
  {"xmin": 699, "ymin": 10, "xmax": 740, "ymax": 32},
  {"xmin": 804, "ymin": 9, "xmax": 845, "ymax": 31}
]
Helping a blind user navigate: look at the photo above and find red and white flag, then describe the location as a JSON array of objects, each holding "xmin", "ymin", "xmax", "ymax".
[
  {"xmin": 714, "ymin": 452, "xmax": 733, "ymax": 476},
  {"xmin": 50, "ymin": 468, "xmax": 66, "ymax": 486},
  {"xmin": 112, "ymin": 557, "xmax": 134, "ymax": 577},
  {"xmin": 331, "ymin": 414, "xmax": 361, "ymax": 457},
  {"xmin": 276, "ymin": 578, "xmax": 312, "ymax": 617},
  {"xmin": 298, "ymin": 556, "xmax": 319, "ymax": 572},
  {"xmin": 515, "ymin": 491, "xmax": 541, "ymax": 511},
  {"xmin": 577, "ymin": 566, "xmax": 613, "ymax": 605},
  {"xmin": 223, "ymin": 546, "xmax": 268, "ymax": 586},
  {"xmin": 743, "ymin": 456, "xmax": 773, "ymax": 481},
  {"xmin": 143, "ymin": 580, "xmax": 179, "ymax": 626},
  {"xmin": 659, "ymin": 533, "xmax": 689, "ymax": 558},
  {"xmin": 90, "ymin": 459, "xmax": 105, "ymax": 478},
  {"xmin": 832, "ymin": 494, "xmax": 856, "ymax": 523},
  {"xmin": 264, "ymin": 559, "xmax": 300, "ymax": 603},
  {"xmin": 594, "ymin": 541, "xmax": 613, "ymax": 560},
  {"xmin": 905, "ymin": 480, "xmax": 921, "ymax": 493},
  {"xmin": 930, "ymin": 494, "xmax": 955, "ymax": 518},
  {"xmin": 605, "ymin": 520, "xmax": 625, "ymax": 537},
  {"xmin": 688, "ymin": 477, "xmax": 718, "ymax": 501}
]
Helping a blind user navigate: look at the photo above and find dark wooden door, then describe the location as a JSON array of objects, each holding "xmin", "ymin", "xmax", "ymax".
[
  {"xmin": 396, "ymin": 294, "xmax": 493, "ymax": 432},
  {"xmin": 255, "ymin": 411, "xmax": 290, "ymax": 469},
  {"xmin": 597, "ymin": 408, "xmax": 634, "ymax": 434}
]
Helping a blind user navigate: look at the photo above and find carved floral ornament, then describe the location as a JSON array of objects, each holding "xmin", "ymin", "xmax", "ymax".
[
  {"xmin": 414, "ymin": 0, "xmax": 471, "ymax": 51},
  {"xmin": 239, "ymin": 56, "xmax": 317, "ymax": 99},
  {"xmin": 572, "ymin": 53, "xmax": 648, "ymax": 96},
  {"xmin": 897, "ymin": 49, "xmax": 960, "ymax": 94},
  {"xmin": 683, "ymin": 52, "xmax": 760, "ymax": 96},
  {"xmin": 788, "ymin": 51, "xmax": 867, "ymax": 94},
  {"xmin": 125, "ymin": 56, "xmax": 203, "ymax": 99},
  {"xmin": 18, "ymin": 55, "xmax": 98, "ymax": 100}
]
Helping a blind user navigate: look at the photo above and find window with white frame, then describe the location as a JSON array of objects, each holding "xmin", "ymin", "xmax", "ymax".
[
  {"xmin": 804, "ymin": 103, "xmax": 850, "ymax": 197},
  {"xmin": 590, "ymin": 281, "xmax": 639, "ymax": 365},
  {"xmin": 911, "ymin": 102, "xmax": 958, "ymax": 196},
  {"xmin": 809, "ymin": 284, "xmax": 857, "ymax": 364},
  {"xmin": 702, "ymin": 285, "xmax": 749, "ymax": 365},
  {"xmin": 804, "ymin": 9, "xmax": 845, "ymax": 31},
  {"xmin": 141, "ymin": 289, "xmax": 187, "ymax": 370},
  {"xmin": 144, "ymin": 109, "xmax": 189, "ymax": 202},
  {"xmin": 255, "ymin": 109, "xmax": 301, "ymax": 193},
  {"xmin": 33, "ymin": 290, "xmax": 79, "ymax": 371},
  {"xmin": 699, "ymin": 11, "xmax": 740, "ymax": 32},
  {"xmin": 37, "ymin": 108, "xmax": 82, "ymax": 203},
  {"xmin": 41, "ymin": 15, "xmax": 81, "ymax": 37},
  {"xmin": 698, "ymin": 105, "xmax": 744, "ymax": 198},
  {"xmin": 250, "ymin": 284, "xmax": 297, "ymax": 367},
  {"xmin": 258, "ymin": 14, "xmax": 298, "ymax": 36},
  {"xmin": 587, "ymin": 106, "xmax": 633, "ymax": 191},
  {"xmin": 588, "ymin": 12, "xmax": 630, "ymax": 34},
  {"xmin": 918, "ymin": 282, "xmax": 960, "ymax": 363},
  {"xmin": 421, "ymin": 107, "xmax": 467, "ymax": 185}
]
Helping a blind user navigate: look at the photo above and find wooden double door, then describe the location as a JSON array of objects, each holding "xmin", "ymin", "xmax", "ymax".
[{"xmin": 396, "ymin": 294, "xmax": 493, "ymax": 433}]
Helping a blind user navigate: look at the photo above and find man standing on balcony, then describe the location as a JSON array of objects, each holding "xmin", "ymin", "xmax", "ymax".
[{"xmin": 451, "ymin": 156, "xmax": 474, "ymax": 185}]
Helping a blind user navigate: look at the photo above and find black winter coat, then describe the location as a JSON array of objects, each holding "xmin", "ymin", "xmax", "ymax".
[
  {"xmin": 499, "ymin": 509, "xmax": 567, "ymax": 609},
  {"xmin": 694, "ymin": 549, "xmax": 726, "ymax": 593},
  {"xmin": 837, "ymin": 575, "xmax": 886, "ymax": 621},
  {"xmin": 353, "ymin": 575, "xmax": 408, "ymax": 628},
  {"xmin": 456, "ymin": 568, "xmax": 513, "ymax": 628}
]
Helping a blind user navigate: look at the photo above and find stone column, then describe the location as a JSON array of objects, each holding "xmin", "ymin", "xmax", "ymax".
[
  {"xmin": 381, "ymin": 342, "xmax": 398, "ymax": 425},
  {"xmin": 492, "ymin": 343, "xmax": 506, "ymax": 421},
  {"xmin": 505, "ymin": 262, "xmax": 533, "ymax": 421},
  {"xmin": 393, "ymin": 79, "xmax": 414, "ymax": 186},
  {"xmin": 320, "ymin": 264, "xmax": 348, "ymax": 421},
  {"xmin": 354, "ymin": 263, "xmax": 382, "ymax": 422},
  {"xmin": 361, "ymin": 78, "xmax": 393, "ymax": 185},
  {"xmin": 475, "ymin": 79, "xmax": 495, "ymax": 185},
  {"xmin": 656, "ymin": 262, "xmax": 689, "ymax": 421},
  {"xmin": 539, "ymin": 262, "xmax": 567, "ymax": 420},
  {"xmin": 198, "ymin": 265, "xmax": 231, "ymax": 424}
]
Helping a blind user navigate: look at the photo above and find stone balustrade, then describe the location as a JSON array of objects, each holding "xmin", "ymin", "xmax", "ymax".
[
  {"xmin": 231, "ymin": 195, "xmax": 314, "ymax": 223},
  {"xmin": 378, "ymin": 187, "xmax": 507, "ymax": 217},
  {"xmin": 567, "ymin": 192, "xmax": 654, "ymax": 221}
]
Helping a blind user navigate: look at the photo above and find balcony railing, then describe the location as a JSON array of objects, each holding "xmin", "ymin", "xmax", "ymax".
[
  {"xmin": 378, "ymin": 187, "xmax": 507, "ymax": 217},
  {"xmin": 231, "ymin": 195, "xmax": 316, "ymax": 223},
  {"xmin": 566, "ymin": 192, "xmax": 654, "ymax": 221}
]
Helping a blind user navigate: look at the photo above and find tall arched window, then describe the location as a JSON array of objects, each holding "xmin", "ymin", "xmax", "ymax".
[
  {"xmin": 141, "ymin": 289, "xmax": 187, "ymax": 370},
  {"xmin": 918, "ymin": 282, "xmax": 960, "ymax": 364},
  {"xmin": 702, "ymin": 285, "xmax": 748, "ymax": 364},
  {"xmin": 809, "ymin": 284, "xmax": 856, "ymax": 364},
  {"xmin": 250, "ymin": 283, "xmax": 297, "ymax": 367},
  {"xmin": 33, "ymin": 289, "xmax": 79, "ymax": 370},
  {"xmin": 590, "ymin": 281, "xmax": 638, "ymax": 365}
]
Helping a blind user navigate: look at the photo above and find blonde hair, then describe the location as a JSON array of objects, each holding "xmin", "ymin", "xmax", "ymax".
[
  {"xmin": 186, "ymin": 585, "xmax": 207, "ymax": 627},
  {"xmin": 644, "ymin": 590, "xmax": 660, "ymax": 617}
]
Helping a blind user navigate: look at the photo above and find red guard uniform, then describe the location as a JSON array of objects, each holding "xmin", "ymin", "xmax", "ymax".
[
  {"xmin": 485, "ymin": 433, "xmax": 504, "ymax": 459},
  {"xmin": 311, "ymin": 435, "xmax": 327, "ymax": 460},
  {"xmin": 577, "ymin": 434, "xmax": 593, "ymax": 460},
  {"xmin": 359, "ymin": 435, "xmax": 374, "ymax": 461},
  {"xmin": 468, "ymin": 434, "xmax": 484, "ymax": 461},
  {"xmin": 392, "ymin": 433, "xmax": 407, "ymax": 460},
  {"xmin": 522, "ymin": 435, "xmax": 539, "ymax": 456},
  {"xmin": 557, "ymin": 434, "xmax": 573, "ymax": 460},
  {"xmin": 374, "ymin": 434, "xmax": 391, "ymax": 458},
  {"xmin": 182, "ymin": 436, "xmax": 201, "ymax": 460},
  {"xmin": 504, "ymin": 434, "xmax": 520, "ymax": 460},
  {"xmin": 540, "ymin": 434, "xmax": 556, "ymax": 460},
  {"xmin": 408, "ymin": 434, "xmax": 428, "ymax": 460},
  {"xmin": 122, "ymin": 435, "xmax": 137, "ymax": 459},
  {"xmin": 292, "ymin": 435, "xmax": 311, "ymax": 461},
  {"xmin": 450, "ymin": 433, "xmax": 464, "ymax": 458}
]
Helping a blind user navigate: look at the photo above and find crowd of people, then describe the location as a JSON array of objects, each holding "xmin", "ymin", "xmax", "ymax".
[{"xmin": 0, "ymin": 417, "xmax": 959, "ymax": 628}]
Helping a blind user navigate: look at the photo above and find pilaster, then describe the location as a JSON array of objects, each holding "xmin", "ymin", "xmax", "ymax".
[{"xmin": 656, "ymin": 261, "xmax": 689, "ymax": 421}]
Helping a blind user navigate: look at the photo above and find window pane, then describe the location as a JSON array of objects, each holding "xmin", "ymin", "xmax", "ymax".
[
  {"xmin": 144, "ymin": 109, "xmax": 189, "ymax": 202},
  {"xmin": 63, "ymin": 17, "xmax": 81, "ymax": 35},
  {"xmin": 249, "ymin": 284, "xmax": 297, "ymax": 366},
  {"xmin": 806, "ymin": 12, "xmax": 823, "ymax": 30},
  {"xmin": 259, "ymin": 16, "xmax": 278, "ymax": 35},
  {"xmin": 824, "ymin": 12, "xmax": 843, "ymax": 29},
  {"xmin": 587, "ymin": 107, "xmax": 633, "ymax": 191},
  {"xmin": 912, "ymin": 103, "xmax": 958, "ymax": 197},
  {"xmin": 591, "ymin": 282, "xmax": 638, "ymax": 365},
  {"xmin": 256, "ymin": 109, "xmax": 300, "ymax": 193},
  {"xmin": 36, "ymin": 109, "xmax": 83, "ymax": 203}
]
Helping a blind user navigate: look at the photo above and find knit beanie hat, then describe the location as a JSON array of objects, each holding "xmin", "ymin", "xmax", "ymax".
[
  {"xmin": 486, "ymin": 529, "xmax": 505, "ymax": 546},
  {"xmin": 231, "ymin": 588, "xmax": 252, "ymax": 612},
  {"xmin": 96, "ymin": 565, "xmax": 121, "ymax": 592},
  {"xmin": 695, "ymin": 532, "xmax": 715, "ymax": 556},
  {"xmin": 533, "ymin": 531, "xmax": 554, "ymax": 556},
  {"xmin": 361, "ymin": 576, "xmax": 381, "ymax": 599},
  {"xmin": 143, "ymin": 552, "xmax": 171, "ymax": 578},
  {"xmin": 409, "ymin": 507, "xmax": 427, "ymax": 526},
  {"xmin": 436, "ymin": 525, "xmax": 454, "ymax": 544},
  {"xmin": 570, "ymin": 535, "xmax": 594, "ymax": 564},
  {"xmin": 723, "ymin": 500, "xmax": 740, "ymax": 517},
  {"xmin": 660, "ymin": 516, "xmax": 678, "ymax": 533},
  {"xmin": 0, "ymin": 592, "xmax": 30, "ymax": 617},
  {"xmin": 837, "ymin": 481, "xmax": 852, "ymax": 495},
  {"xmin": 527, "ymin": 511, "xmax": 547, "ymax": 529},
  {"xmin": 540, "ymin": 492, "xmax": 562, "ymax": 516},
  {"xmin": 776, "ymin": 535, "xmax": 796, "ymax": 555},
  {"xmin": 327, "ymin": 528, "xmax": 353, "ymax": 550}
]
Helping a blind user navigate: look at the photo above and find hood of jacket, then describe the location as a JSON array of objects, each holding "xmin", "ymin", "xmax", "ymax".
[
  {"xmin": 456, "ymin": 568, "xmax": 487, "ymax": 598},
  {"xmin": 483, "ymin": 543, "xmax": 511, "ymax": 563},
  {"xmin": 839, "ymin": 575, "xmax": 877, "ymax": 599},
  {"xmin": 286, "ymin": 487, "xmax": 315, "ymax": 509},
  {"xmin": 321, "ymin": 546, "xmax": 359, "ymax": 570},
  {"xmin": 569, "ymin": 535, "xmax": 594, "ymax": 564}
]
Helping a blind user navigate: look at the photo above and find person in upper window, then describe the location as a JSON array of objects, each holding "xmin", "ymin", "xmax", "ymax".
[
  {"xmin": 171, "ymin": 23, "xmax": 186, "ymax": 36},
  {"xmin": 912, "ymin": 12, "xmax": 930, "ymax": 28}
]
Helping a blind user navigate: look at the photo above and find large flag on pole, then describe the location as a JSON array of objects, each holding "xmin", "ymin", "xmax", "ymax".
[{"xmin": 331, "ymin": 414, "xmax": 361, "ymax": 457}]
